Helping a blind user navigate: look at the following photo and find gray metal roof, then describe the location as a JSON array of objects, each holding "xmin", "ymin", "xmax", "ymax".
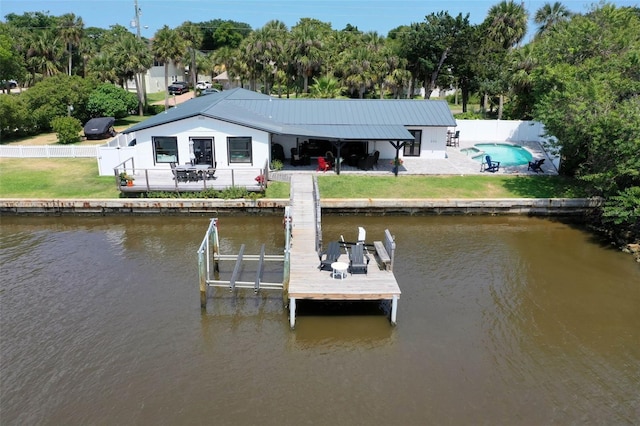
[{"xmin": 124, "ymin": 88, "xmax": 456, "ymax": 140}]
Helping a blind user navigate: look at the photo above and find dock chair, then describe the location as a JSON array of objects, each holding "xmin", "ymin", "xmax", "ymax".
[
  {"xmin": 348, "ymin": 243, "xmax": 370, "ymax": 275},
  {"xmin": 481, "ymin": 155, "xmax": 500, "ymax": 173},
  {"xmin": 317, "ymin": 157, "xmax": 331, "ymax": 172},
  {"xmin": 527, "ymin": 158, "xmax": 545, "ymax": 173},
  {"xmin": 319, "ymin": 241, "xmax": 341, "ymax": 271}
]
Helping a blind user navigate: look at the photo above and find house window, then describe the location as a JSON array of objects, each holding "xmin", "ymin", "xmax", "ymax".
[
  {"xmin": 403, "ymin": 130, "xmax": 422, "ymax": 157},
  {"xmin": 153, "ymin": 136, "xmax": 178, "ymax": 163},
  {"xmin": 228, "ymin": 137, "xmax": 252, "ymax": 163}
]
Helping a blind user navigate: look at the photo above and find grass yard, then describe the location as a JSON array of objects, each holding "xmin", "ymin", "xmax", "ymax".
[
  {"xmin": 0, "ymin": 158, "xmax": 586, "ymax": 200},
  {"xmin": 0, "ymin": 158, "xmax": 119, "ymax": 198},
  {"xmin": 317, "ymin": 175, "xmax": 587, "ymax": 198}
]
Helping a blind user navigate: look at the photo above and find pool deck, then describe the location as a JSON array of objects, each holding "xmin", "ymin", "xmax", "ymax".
[{"xmin": 272, "ymin": 140, "xmax": 557, "ymax": 177}]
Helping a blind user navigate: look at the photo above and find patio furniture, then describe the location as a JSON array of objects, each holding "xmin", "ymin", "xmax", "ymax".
[
  {"xmin": 528, "ymin": 158, "xmax": 545, "ymax": 173},
  {"xmin": 291, "ymin": 148, "xmax": 310, "ymax": 166},
  {"xmin": 481, "ymin": 155, "xmax": 500, "ymax": 173},
  {"xmin": 317, "ymin": 157, "xmax": 331, "ymax": 172},
  {"xmin": 325, "ymin": 151, "xmax": 336, "ymax": 168},
  {"xmin": 319, "ymin": 241, "xmax": 342, "ymax": 271},
  {"xmin": 348, "ymin": 243, "xmax": 370, "ymax": 275},
  {"xmin": 451, "ymin": 130, "xmax": 460, "ymax": 147},
  {"xmin": 331, "ymin": 261, "xmax": 348, "ymax": 280},
  {"xmin": 357, "ymin": 154, "xmax": 376, "ymax": 171}
]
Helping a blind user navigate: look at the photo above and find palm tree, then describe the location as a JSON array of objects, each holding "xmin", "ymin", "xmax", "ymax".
[
  {"xmin": 111, "ymin": 33, "xmax": 153, "ymax": 115},
  {"xmin": 290, "ymin": 19, "xmax": 331, "ymax": 93},
  {"xmin": 87, "ymin": 52, "xmax": 117, "ymax": 83},
  {"xmin": 482, "ymin": 0, "xmax": 528, "ymax": 118},
  {"xmin": 58, "ymin": 13, "xmax": 84, "ymax": 76},
  {"xmin": 26, "ymin": 30, "xmax": 64, "ymax": 79},
  {"xmin": 309, "ymin": 75, "xmax": 343, "ymax": 98},
  {"xmin": 152, "ymin": 26, "xmax": 184, "ymax": 110},
  {"xmin": 177, "ymin": 22, "xmax": 203, "ymax": 97},
  {"xmin": 485, "ymin": 0, "xmax": 528, "ymax": 49},
  {"xmin": 534, "ymin": 2, "xmax": 571, "ymax": 37}
]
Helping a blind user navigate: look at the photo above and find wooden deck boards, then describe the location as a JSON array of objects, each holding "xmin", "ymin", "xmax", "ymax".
[{"xmin": 287, "ymin": 175, "xmax": 401, "ymax": 301}]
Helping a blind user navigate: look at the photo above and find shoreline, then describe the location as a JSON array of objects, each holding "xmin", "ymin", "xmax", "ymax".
[{"xmin": 0, "ymin": 197, "xmax": 599, "ymax": 216}]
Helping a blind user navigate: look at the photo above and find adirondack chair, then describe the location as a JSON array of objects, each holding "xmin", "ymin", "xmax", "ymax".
[
  {"xmin": 527, "ymin": 158, "xmax": 545, "ymax": 173},
  {"xmin": 348, "ymin": 243, "xmax": 370, "ymax": 275},
  {"xmin": 317, "ymin": 156, "xmax": 331, "ymax": 172},
  {"xmin": 481, "ymin": 155, "xmax": 500, "ymax": 173},
  {"xmin": 319, "ymin": 241, "xmax": 342, "ymax": 271}
]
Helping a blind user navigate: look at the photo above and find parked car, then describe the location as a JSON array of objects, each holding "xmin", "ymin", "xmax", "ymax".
[
  {"xmin": 196, "ymin": 81, "xmax": 212, "ymax": 90},
  {"xmin": 84, "ymin": 117, "xmax": 116, "ymax": 140},
  {"xmin": 200, "ymin": 88, "xmax": 220, "ymax": 96},
  {"xmin": 1, "ymin": 80, "xmax": 17, "ymax": 89},
  {"xmin": 168, "ymin": 81, "xmax": 189, "ymax": 95}
]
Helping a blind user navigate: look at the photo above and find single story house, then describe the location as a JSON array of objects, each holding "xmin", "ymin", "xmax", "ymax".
[{"xmin": 97, "ymin": 88, "xmax": 456, "ymax": 176}]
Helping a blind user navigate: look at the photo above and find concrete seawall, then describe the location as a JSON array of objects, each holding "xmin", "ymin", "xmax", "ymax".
[{"xmin": 0, "ymin": 198, "xmax": 601, "ymax": 216}]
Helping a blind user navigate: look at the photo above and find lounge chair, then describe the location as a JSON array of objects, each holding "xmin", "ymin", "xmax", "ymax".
[
  {"xmin": 317, "ymin": 157, "xmax": 331, "ymax": 172},
  {"xmin": 481, "ymin": 155, "xmax": 500, "ymax": 173},
  {"xmin": 357, "ymin": 154, "xmax": 376, "ymax": 171},
  {"xmin": 348, "ymin": 243, "xmax": 370, "ymax": 275},
  {"xmin": 527, "ymin": 158, "xmax": 545, "ymax": 173},
  {"xmin": 319, "ymin": 241, "xmax": 341, "ymax": 271},
  {"xmin": 291, "ymin": 148, "xmax": 309, "ymax": 166}
]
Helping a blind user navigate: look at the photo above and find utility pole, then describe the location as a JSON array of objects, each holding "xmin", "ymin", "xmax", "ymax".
[{"xmin": 133, "ymin": 0, "xmax": 148, "ymax": 109}]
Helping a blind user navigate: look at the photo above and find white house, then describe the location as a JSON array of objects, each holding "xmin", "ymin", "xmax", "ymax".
[{"xmin": 97, "ymin": 88, "xmax": 456, "ymax": 176}]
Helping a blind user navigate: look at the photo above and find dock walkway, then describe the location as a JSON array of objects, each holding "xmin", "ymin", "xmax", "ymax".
[{"xmin": 287, "ymin": 175, "xmax": 401, "ymax": 328}]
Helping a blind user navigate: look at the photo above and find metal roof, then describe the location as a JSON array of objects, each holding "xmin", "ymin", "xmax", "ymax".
[{"xmin": 124, "ymin": 88, "xmax": 456, "ymax": 140}]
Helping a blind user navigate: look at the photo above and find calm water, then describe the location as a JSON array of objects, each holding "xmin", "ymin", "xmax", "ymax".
[{"xmin": 1, "ymin": 215, "xmax": 639, "ymax": 425}]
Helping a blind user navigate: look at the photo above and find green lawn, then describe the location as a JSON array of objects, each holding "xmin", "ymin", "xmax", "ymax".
[
  {"xmin": 0, "ymin": 158, "xmax": 587, "ymax": 199},
  {"xmin": 0, "ymin": 158, "xmax": 119, "ymax": 198},
  {"xmin": 317, "ymin": 175, "xmax": 586, "ymax": 198}
]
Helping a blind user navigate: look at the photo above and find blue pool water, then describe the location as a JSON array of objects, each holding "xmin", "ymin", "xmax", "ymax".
[{"xmin": 464, "ymin": 143, "xmax": 533, "ymax": 167}]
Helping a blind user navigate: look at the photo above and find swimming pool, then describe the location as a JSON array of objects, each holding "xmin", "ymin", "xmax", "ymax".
[{"xmin": 461, "ymin": 143, "xmax": 533, "ymax": 166}]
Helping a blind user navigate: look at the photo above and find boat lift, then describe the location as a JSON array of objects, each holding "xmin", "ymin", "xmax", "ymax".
[{"xmin": 197, "ymin": 217, "xmax": 288, "ymax": 308}]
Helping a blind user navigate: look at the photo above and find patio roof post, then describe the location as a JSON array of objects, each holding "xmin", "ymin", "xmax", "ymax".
[
  {"xmin": 389, "ymin": 140, "xmax": 406, "ymax": 177},
  {"xmin": 333, "ymin": 141, "xmax": 346, "ymax": 175}
]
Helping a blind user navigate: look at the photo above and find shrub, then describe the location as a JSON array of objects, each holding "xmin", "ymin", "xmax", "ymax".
[
  {"xmin": 454, "ymin": 111, "xmax": 484, "ymax": 120},
  {"xmin": 22, "ymin": 74, "xmax": 98, "ymax": 132},
  {"xmin": 0, "ymin": 94, "xmax": 33, "ymax": 139},
  {"xmin": 87, "ymin": 84, "xmax": 138, "ymax": 118},
  {"xmin": 270, "ymin": 159, "xmax": 283, "ymax": 171},
  {"xmin": 51, "ymin": 116, "xmax": 82, "ymax": 144}
]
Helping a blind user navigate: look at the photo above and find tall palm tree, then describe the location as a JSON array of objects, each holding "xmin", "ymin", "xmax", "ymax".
[
  {"xmin": 111, "ymin": 33, "xmax": 153, "ymax": 115},
  {"xmin": 87, "ymin": 52, "xmax": 117, "ymax": 83},
  {"xmin": 177, "ymin": 22, "xmax": 203, "ymax": 97},
  {"xmin": 58, "ymin": 13, "xmax": 84, "ymax": 76},
  {"xmin": 485, "ymin": 0, "xmax": 528, "ymax": 49},
  {"xmin": 534, "ymin": 2, "xmax": 571, "ymax": 37},
  {"xmin": 290, "ymin": 19, "xmax": 331, "ymax": 93},
  {"xmin": 26, "ymin": 30, "xmax": 64, "ymax": 79},
  {"xmin": 152, "ymin": 26, "xmax": 184, "ymax": 110},
  {"xmin": 483, "ymin": 0, "xmax": 528, "ymax": 118}
]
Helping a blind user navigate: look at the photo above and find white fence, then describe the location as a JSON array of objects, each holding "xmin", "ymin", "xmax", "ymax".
[
  {"xmin": 454, "ymin": 120, "xmax": 547, "ymax": 143},
  {"xmin": 0, "ymin": 145, "xmax": 99, "ymax": 158}
]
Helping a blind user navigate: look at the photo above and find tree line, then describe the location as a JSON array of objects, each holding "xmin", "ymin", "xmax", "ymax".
[{"xmin": 1, "ymin": 2, "xmax": 638, "ymax": 243}]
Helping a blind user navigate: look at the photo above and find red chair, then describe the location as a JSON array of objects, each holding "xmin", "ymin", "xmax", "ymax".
[{"xmin": 317, "ymin": 157, "xmax": 331, "ymax": 172}]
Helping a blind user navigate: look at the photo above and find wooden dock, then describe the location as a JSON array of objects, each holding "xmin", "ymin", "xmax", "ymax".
[{"xmin": 287, "ymin": 175, "xmax": 401, "ymax": 328}]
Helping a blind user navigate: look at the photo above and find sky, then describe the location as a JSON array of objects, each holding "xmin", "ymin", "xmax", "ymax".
[{"xmin": 2, "ymin": 0, "xmax": 638, "ymax": 43}]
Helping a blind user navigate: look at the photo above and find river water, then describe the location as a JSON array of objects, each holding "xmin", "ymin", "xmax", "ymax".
[{"xmin": 1, "ymin": 215, "xmax": 638, "ymax": 425}]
